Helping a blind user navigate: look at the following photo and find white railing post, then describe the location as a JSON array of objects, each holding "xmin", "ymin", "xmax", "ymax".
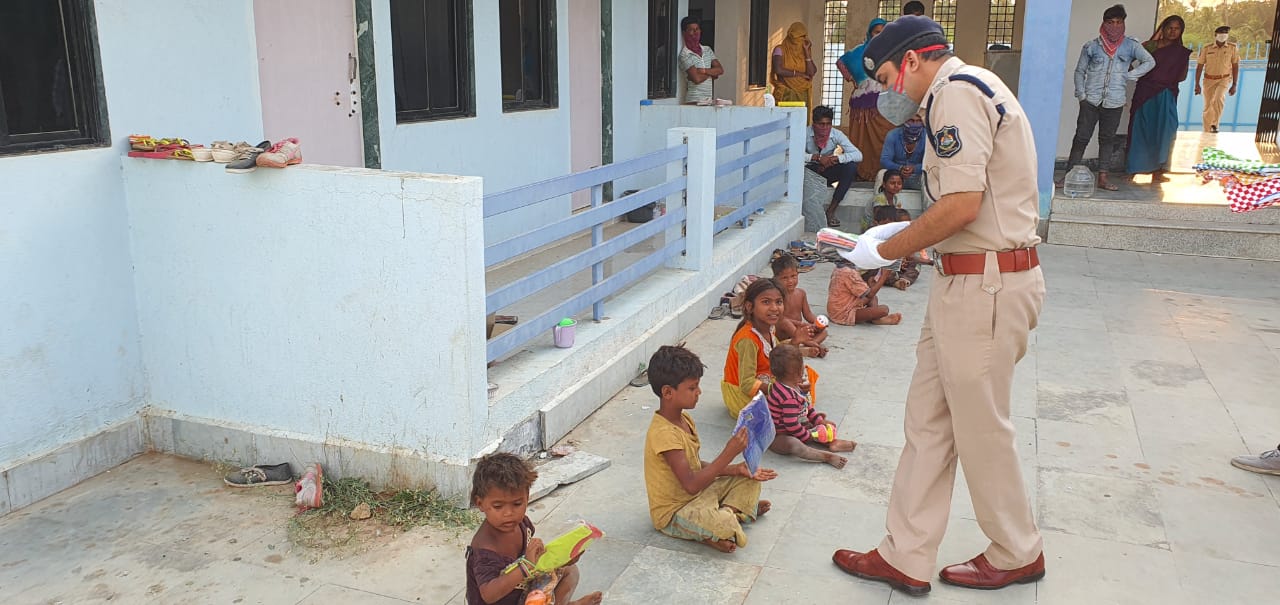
[
  {"xmin": 783, "ymin": 108, "xmax": 805, "ymax": 204},
  {"xmin": 666, "ymin": 127, "xmax": 716, "ymax": 271}
]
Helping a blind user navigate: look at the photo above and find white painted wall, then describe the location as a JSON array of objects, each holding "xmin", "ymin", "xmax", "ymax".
[
  {"xmin": 123, "ymin": 162, "xmax": 488, "ymax": 459},
  {"xmin": 0, "ymin": 0, "xmax": 263, "ymax": 470},
  {"xmin": 1055, "ymin": 0, "xmax": 1159, "ymax": 159},
  {"xmin": 372, "ymin": 0, "xmax": 573, "ymax": 245}
]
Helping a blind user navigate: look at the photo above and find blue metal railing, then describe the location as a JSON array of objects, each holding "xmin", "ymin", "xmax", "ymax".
[
  {"xmin": 483, "ymin": 146, "xmax": 690, "ymax": 362},
  {"xmin": 713, "ymin": 117, "xmax": 791, "ymax": 233}
]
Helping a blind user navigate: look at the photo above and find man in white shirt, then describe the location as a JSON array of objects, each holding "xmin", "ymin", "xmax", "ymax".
[
  {"xmin": 807, "ymin": 105, "xmax": 863, "ymax": 227},
  {"xmin": 678, "ymin": 16, "xmax": 723, "ymax": 104}
]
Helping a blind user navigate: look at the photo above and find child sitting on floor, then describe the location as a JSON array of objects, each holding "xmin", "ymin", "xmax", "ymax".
[
  {"xmin": 765, "ymin": 344, "xmax": 856, "ymax": 469},
  {"xmin": 466, "ymin": 453, "xmax": 602, "ymax": 605},
  {"xmin": 645, "ymin": 345, "xmax": 776, "ymax": 554},
  {"xmin": 721, "ymin": 279, "xmax": 822, "ymax": 419},
  {"xmin": 826, "ymin": 259, "xmax": 901, "ymax": 326},
  {"xmin": 862, "ymin": 169, "xmax": 905, "ymax": 232},
  {"xmin": 770, "ymin": 250, "xmax": 828, "ymax": 357},
  {"xmin": 890, "ymin": 208, "xmax": 932, "ymax": 290}
]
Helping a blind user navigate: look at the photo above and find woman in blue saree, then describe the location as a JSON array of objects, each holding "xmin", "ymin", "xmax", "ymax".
[
  {"xmin": 837, "ymin": 18, "xmax": 890, "ymax": 182},
  {"xmin": 1127, "ymin": 15, "xmax": 1190, "ymax": 181}
]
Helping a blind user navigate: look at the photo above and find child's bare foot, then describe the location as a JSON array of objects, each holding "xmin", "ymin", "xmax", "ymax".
[
  {"xmin": 799, "ymin": 345, "xmax": 820, "ymax": 358},
  {"xmin": 871, "ymin": 313, "xmax": 902, "ymax": 325},
  {"xmin": 828, "ymin": 438, "xmax": 857, "ymax": 453},
  {"xmin": 703, "ymin": 538, "xmax": 737, "ymax": 553},
  {"xmin": 568, "ymin": 592, "xmax": 604, "ymax": 605},
  {"xmin": 823, "ymin": 451, "xmax": 848, "ymax": 469},
  {"xmin": 894, "ymin": 279, "xmax": 909, "ymax": 290},
  {"xmin": 757, "ymin": 500, "xmax": 772, "ymax": 517}
]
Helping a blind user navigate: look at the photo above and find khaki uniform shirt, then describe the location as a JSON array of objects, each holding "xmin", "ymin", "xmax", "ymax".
[
  {"xmin": 922, "ymin": 57, "xmax": 1041, "ymax": 254},
  {"xmin": 1197, "ymin": 42, "xmax": 1239, "ymax": 78}
]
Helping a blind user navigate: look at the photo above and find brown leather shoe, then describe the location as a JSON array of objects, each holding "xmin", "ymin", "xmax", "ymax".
[
  {"xmin": 832, "ymin": 548, "xmax": 931, "ymax": 596},
  {"xmin": 939, "ymin": 552, "xmax": 1045, "ymax": 590}
]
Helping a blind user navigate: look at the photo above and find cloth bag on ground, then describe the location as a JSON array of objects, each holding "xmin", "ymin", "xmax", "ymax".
[{"xmin": 802, "ymin": 168, "xmax": 832, "ymax": 232}]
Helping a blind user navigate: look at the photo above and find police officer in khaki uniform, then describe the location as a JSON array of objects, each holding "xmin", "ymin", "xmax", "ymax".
[
  {"xmin": 1195, "ymin": 25, "xmax": 1240, "ymax": 133},
  {"xmin": 831, "ymin": 16, "xmax": 1046, "ymax": 596}
]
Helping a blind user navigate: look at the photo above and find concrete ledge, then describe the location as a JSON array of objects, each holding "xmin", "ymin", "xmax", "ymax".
[
  {"xmin": 1052, "ymin": 197, "xmax": 1280, "ymax": 225},
  {"xmin": 833, "ymin": 189, "xmax": 925, "ymax": 230},
  {"xmin": 0, "ymin": 416, "xmax": 145, "ymax": 515},
  {"xmin": 144, "ymin": 410, "xmax": 474, "ymax": 501},
  {"xmin": 1048, "ymin": 214, "xmax": 1280, "ymax": 261},
  {"xmin": 482, "ymin": 202, "xmax": 802, "ymax": 454}
]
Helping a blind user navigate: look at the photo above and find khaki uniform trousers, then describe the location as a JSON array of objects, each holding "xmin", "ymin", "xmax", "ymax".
[
  {"xmin": 1203, "ymin": 77, "xmax": 1232, "ymax": 131},
  {"xmin": 878, "ymin": 253, "xmax": 1045, "ymax": 582}
]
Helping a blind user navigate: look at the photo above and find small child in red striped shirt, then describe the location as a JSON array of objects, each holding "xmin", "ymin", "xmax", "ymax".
[{"xmin": 764, "ymin": 344, "xmax": 856, "ymax": 469}]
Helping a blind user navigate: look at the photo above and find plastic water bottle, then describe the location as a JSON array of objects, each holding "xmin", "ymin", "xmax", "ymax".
[{"xmin": 1062, "ymin": 165, "xmax": 1096, "ymax": 198}]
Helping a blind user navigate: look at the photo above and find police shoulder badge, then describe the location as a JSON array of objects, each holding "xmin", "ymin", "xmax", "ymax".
[
  {"xmin": 934, "ymin": 125, "xmax": 962, "ymax": 158},
  {"xmin": 863, "ymin": 56, "xmax": 875, "ymax": 72}
]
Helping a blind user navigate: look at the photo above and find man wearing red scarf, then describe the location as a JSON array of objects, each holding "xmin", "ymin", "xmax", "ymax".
[
  {"xmin": 1065, "ymin": 4, "xmax": 1155, "ymax": 191},
  {"xmin": 678, "ymin": 16, "xmax": 723, "ymax": 104}
]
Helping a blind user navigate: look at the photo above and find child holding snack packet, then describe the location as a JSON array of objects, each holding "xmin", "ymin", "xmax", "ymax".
[{"xmin": 465, "ymin": 453, "xmax": 602, "ymax": 605}]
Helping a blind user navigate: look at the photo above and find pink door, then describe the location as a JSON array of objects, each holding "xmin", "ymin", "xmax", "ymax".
[
  {"xmin": 569, "ymin": 2, "xmax": 602, "ymax": 210},
  {"xmin": 253, "ymin": 0, "xmax": 364, "ymax": 167}
]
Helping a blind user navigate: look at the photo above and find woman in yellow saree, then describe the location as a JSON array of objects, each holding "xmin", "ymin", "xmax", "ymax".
[{"xmin": 771, "ymin": 22, "xmax": 816, "ymax": 107}]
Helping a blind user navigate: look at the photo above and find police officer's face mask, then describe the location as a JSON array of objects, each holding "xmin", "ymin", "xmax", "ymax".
[{"xmin": 877, "ymin": 45, "xmax": 948, "ymax": 126}]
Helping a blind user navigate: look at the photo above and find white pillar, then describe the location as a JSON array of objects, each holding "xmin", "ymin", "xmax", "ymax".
[
  {"xmin": 783, "ymin": 107, "xmax": 806, "ymax": 204},
  {"xmin": 666, "ymin": 127, "xmax": 717, "ymax": 271}
]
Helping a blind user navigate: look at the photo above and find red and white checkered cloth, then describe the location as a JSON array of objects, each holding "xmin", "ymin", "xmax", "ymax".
[{"xmin": 1223, "ymin": 175, "xmax": 1280, "ymax": 213}]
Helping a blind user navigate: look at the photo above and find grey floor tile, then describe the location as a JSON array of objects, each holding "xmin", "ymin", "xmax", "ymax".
[
  {"xmin": 806, "ymin": 443, "xmax": 900, "ymax": 507},
  {"xmin": 1172, "ymin": 550, "xmax": 1280, "ymax": 604},
  {"xmin": 747, "ymin": 564, "xmax": 892, "ymax": 604},
  {"xmin": 1038, "ymin": 469, "xmax": 1168, "ymax": 548},
  {"xmin": 605, "ymin": 545, "xmax": 760, "ymax": 604},
  {"xmin": 1037, "ymin": 531, "xmax": 1190, "ymax": 605},
  {"xmin": 295, "ymin": 584, "xmax": 414, "ymax": 604},
  {"xmin": 1037, "ymin": 418, "xmax": 1148, "ymax": 481},
  {"xmin": 1155, "ymin": 483, "xmax": 1280, "ymax": 567}
]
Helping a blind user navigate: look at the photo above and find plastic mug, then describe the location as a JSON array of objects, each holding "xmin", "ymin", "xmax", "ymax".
[{"xmin": 553, "ymin": 318, "xmax": 576, "ymax": 348}]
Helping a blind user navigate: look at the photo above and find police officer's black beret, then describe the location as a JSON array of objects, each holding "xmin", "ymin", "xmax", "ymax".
[
  {"xmin": 862, "ymin": 15, "xmax": 947, "ymax": 79},
  {"xmin": 1215, "ymin": 25, "xmax": 1231, "ymax": 34}
]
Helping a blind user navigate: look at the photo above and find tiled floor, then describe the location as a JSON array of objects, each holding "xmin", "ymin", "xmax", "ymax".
[{"xmin": 3, "ymin": 245, "xmax": 1279, "ymax": 604}]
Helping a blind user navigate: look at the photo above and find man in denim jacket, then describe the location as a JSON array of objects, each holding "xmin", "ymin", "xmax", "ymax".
[{"xmin": 1066, "ymin": 4, "xmax": 1154, "ymax": 191}]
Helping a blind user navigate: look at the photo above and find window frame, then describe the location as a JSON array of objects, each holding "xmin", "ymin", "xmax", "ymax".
[
  {"xmin": 0, "ymin": 0, "xmax": 109, "ymax": 156},
  {"xmin": 647, "ymin": 0, "xmax": 678, "ymax": 100},
  {"xmin": 389, "ymin": 0, "xmax": 476, "ymax": 124},
  {"xmin": 501, "ymin": 0, "xmax": 558, "ymax": 113},
  {"xmin": 747, "ymin": 0, "xmax": 770, "ymax": 89}
]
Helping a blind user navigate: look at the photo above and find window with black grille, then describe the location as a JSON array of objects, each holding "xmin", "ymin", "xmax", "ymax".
[
  {"xmin": 821, "ymin": 0, "xmax": 847, "ymax": 125},
  {"xmin": 499, "ymin": 0, "xmax": 557, "ymax": 111},
  {"xmin": 390, "ymin": 0, "xmax": 474, "ymax": 122},
  {"xmin": 933, "ymin": 0, "xmax": 957, "ymax": 44},
  {"xmin": 747, "ymin": 0, "xmax": 770, "ymax": 88},
  {"xmin": 878, "ymin": 1, "xmax": 899, "ymax": 21},
  {"xmin": 987, "ymin": 0, "xmax": 1016, "ymax": 49},
  {"xmin": 648, "ymin": 0, "xmax": 677, "ymax": 99},
  {"xmin": 0, "ymin": 0, "xmax": 108, "ymax": 155}
]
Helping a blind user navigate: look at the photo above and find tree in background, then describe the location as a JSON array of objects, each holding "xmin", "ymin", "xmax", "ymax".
[{"xmin": 1158, "ymin": 0, "xmax": 1276, "ymax": 51}]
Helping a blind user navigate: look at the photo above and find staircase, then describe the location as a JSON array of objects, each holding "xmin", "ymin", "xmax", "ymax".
[{"xmin": 1047, "ymin": 196, "xmax": 1280, "ymax": 261}]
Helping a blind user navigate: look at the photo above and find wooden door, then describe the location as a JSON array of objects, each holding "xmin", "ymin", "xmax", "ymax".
[{"xmin": 253, "ymin": 0, "xmax": 364, "ymax": 167}]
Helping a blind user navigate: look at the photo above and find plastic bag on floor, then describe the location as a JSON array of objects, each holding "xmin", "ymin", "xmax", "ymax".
[{"xmin": 802, "ymin": 169, "xmax": 831, "ymax": 232}]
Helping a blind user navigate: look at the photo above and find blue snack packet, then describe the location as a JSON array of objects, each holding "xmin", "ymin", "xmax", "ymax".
[{"xmin": 733, "ymin": 393, "xmax": 776, "ymax": 474}]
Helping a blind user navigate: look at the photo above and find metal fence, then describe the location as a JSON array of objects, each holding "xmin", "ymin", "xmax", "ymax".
[
  {"xmin": 482, "ymin": 146, "xmax": 689, "ymax": 362},
  {"xmin": 713, "ymin": 117, "xmax": 792, "ymax": 233}
]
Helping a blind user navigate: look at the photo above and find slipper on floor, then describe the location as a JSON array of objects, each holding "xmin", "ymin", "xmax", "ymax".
[
  {"xmin": 708, "ymin": 304, "xmax": 729, "ymax": 320},
  {"xmin": 629, "ymin": 370, "xmax": 649, "ymax": 388}
]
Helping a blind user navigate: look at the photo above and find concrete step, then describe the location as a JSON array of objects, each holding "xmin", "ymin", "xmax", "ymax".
[
  {"xmin": 1047, "ymin": 213, "xmax": 1280, "ymax": 260},
  {"xmin": 833, "ymin": 189, "xmax": 926, "ymax": 230},
  {"xmin": 1051, "ymin": 196, "xmax": 1280, "ymax": 225}
]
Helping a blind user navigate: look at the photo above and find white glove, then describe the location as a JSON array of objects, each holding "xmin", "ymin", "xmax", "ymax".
[{"xmin": 839, "ymin": 222, "xmax": 912, "ymax": 270}]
